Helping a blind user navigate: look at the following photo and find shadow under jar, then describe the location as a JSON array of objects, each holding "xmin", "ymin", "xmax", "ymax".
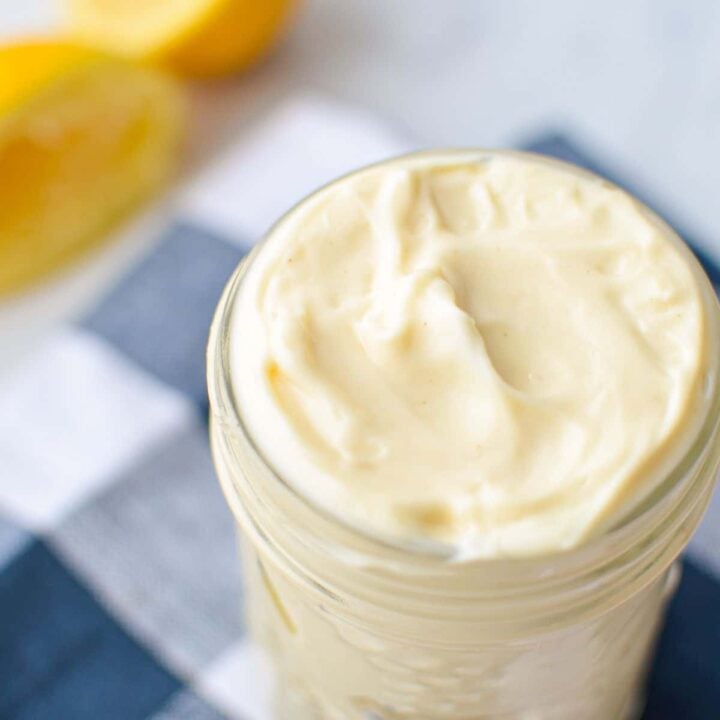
[{"xmin": 207, "ymin": 154, "xmax": 720, "ymax": 720}]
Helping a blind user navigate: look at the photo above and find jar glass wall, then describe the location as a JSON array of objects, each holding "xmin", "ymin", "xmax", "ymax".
[{"xmin": 207, "ymin": 152, "xmax": 720, "ymax": 720}]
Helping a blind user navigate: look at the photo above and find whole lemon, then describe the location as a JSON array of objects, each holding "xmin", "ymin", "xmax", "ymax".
[{"xmin": 65, "ymin": 0, "xmax": 299, "ymax": 77}]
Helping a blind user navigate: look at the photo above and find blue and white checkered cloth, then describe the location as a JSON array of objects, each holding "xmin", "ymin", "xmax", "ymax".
[{"xmin": 1, "ymin": 97, "xmax": 719, "ymax": 720}]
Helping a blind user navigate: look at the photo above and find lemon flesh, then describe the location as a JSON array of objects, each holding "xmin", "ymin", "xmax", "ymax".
[{"xmin": 0, "ymin": 42, "xmax": 183, "ymax": 295}]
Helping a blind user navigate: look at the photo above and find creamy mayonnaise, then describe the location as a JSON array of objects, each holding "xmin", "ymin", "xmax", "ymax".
[{"xmin": 229, "ymin": 151, "xmax": 707, "ymax": 558}]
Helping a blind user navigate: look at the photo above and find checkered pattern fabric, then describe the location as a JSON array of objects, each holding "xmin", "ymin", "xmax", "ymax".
[{"xmin": 1, "ymin": 97, "xmax": 719, "ymax": 720}]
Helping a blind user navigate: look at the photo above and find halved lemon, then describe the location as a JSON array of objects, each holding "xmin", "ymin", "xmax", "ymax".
[
  {"xmin": 0, "ymin": 40, "xmax": 183, "ymax": 295},
  {"xmin": 65, "ymin": 0, "xmax": 298, "ymax": 77}
]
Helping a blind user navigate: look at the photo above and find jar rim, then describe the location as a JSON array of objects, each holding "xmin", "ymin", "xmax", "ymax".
[{"xmin": 207, "ymin": 148, "xmax": 720, "ymax": 587}]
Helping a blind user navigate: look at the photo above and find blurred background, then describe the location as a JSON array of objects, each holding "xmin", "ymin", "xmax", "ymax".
[{"xmin": 1, "ymin": 3, "xmax": 720, "ymax": 720}]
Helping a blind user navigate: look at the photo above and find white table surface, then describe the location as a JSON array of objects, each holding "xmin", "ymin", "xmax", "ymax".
[{"xmin": 1, "ymin": 0, "xmax": 719, "ymax": 374}]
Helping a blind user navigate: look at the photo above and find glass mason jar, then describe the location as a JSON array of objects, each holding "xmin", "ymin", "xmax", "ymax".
[{"xmin": 207, "ymin": 152, "xmax": 720, "ymax": 720}]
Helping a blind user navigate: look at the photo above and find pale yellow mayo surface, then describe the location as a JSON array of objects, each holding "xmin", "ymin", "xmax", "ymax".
[{"xmin": 229, "ymin": 152, "xmax": 707, "ymax": 558}]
